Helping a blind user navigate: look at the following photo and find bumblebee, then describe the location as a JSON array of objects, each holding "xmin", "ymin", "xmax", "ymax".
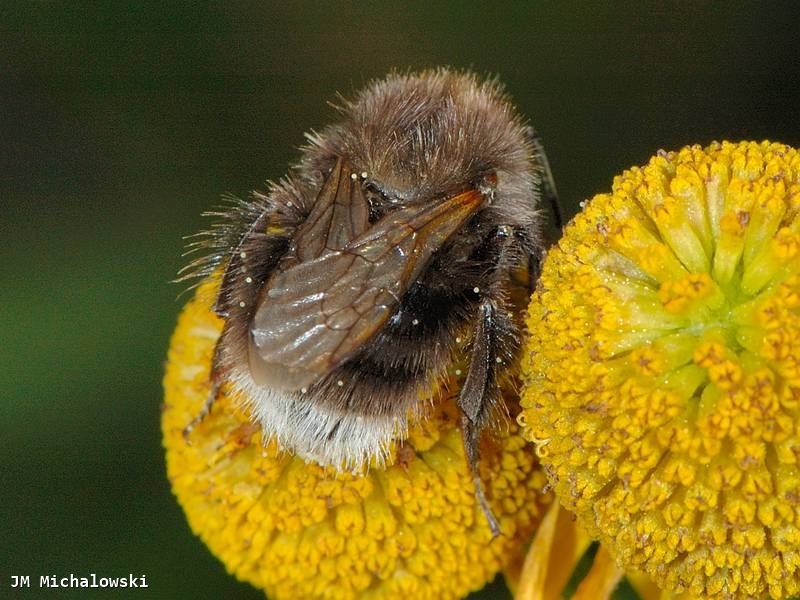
[{"xmin": 180, "ymin": 69, "xmax": 561, "ymax": 535}]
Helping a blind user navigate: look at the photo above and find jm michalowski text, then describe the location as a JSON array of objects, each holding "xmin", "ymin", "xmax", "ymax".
[{"xmin": 9, "ymin": 573, "xmax": 148, "ymax": 588}]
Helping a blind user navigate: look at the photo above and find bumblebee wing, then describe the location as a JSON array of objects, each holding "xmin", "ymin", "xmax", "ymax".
[
  {"xmin": 249, "ymin": 185, "xmax": 484, "ymax": 391},
  {"xmin": 293, "ymin": 157, "xmax": 371, "ymax": 258}
]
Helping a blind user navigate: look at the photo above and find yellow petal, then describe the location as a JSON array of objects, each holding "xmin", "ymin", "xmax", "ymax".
[
  {"xmin": 626, "ymin": 571, "xmax": 666, "ymax": 600},
  {"xmin": 571, "ymin": 545, "xmax": 622, "ymax": 600},
  {"xmin": 514, "ymin": 502, "xmax": 593, "ymax": 600}
]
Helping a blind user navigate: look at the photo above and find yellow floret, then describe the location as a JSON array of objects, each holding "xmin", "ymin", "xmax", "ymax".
[
  {"xmin": 521, "ymin": 141, "xmax": 800, "ymax": 599},
  {"xmin": 164, "ymin": 278, "xmax": 550, "ymax": 600}
]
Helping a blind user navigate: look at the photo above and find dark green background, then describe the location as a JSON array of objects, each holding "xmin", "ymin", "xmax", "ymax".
[{"xmin": 2, "ymin": 2, "xmax": 799, "ymax": 598}]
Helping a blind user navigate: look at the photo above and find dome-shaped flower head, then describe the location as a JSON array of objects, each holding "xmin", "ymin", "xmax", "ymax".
[
  {"xmin": 163, "ymin": 277, "xmax": 550, "ymax": 600},
  {"xmin": 520, "ymin": 141, "xmax": 800, "ymax": 599}
]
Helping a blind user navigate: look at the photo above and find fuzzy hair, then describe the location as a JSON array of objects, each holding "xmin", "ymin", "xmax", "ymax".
[
  {"xmin": 231, "ymin": 368, "xmax": 404, "ymax": 471},
  {"xmin": 183, "ymin": 68, "xmax": 546, "ymax": 470},
  {"xmin": 302, "ymin": 68, "xmax": 544, "ymax": 241}
]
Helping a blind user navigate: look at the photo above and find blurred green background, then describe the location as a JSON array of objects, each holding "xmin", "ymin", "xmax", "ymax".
[{"xmin": 2, "ymin": 2, "xmax": 800, "ymax": 598}]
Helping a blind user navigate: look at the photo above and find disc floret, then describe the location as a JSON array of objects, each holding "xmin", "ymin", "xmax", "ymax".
[
  {"xmin": 521, "ymin": 141, "xmax": 800, "ymax": 599},
  {"xmin": 164, "ymin": 278, "xmax": 549, "ymax": 600}
]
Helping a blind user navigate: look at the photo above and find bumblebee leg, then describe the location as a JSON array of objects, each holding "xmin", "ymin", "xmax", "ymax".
[
  {"xmin": 183, "ymin": 334, "xmax": 226, "ymax": 444},
  {"xmin": 527, "ymin": 127, "xmax": 563, "ymax": 232},
  {"xmin": 457, "ymin": 298, "xmax": 502, "ymax": 538},
  {"xmin": 461, "ymin": 414, "xmax": 502, "ymax": 538},
  {"xmin": 524, "ymin": 128, "xmax": 563, "ymax": 295},
  {"xmin": 528, "ymin": 251, "xmax": 542, "ymax": 294}
]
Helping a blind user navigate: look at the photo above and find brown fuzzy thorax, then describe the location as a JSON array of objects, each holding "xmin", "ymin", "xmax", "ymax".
[{"xmin": 300, "ymin": 69, "xmax": 540, "ymax": 233}]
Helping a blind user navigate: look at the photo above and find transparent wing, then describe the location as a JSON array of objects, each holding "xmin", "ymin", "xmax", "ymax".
[{"xmin": 249, "ymin": 159, "xmax": 483, "ymax": 391}]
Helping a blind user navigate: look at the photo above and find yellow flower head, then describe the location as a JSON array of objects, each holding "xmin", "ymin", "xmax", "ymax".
[
  {"xmin": 520, "ymin": 141, "xmax": 800, "ymax": 599},
  {"xmin": 163, "ymin": 278, "xmax": 549, "ymax": 600}
]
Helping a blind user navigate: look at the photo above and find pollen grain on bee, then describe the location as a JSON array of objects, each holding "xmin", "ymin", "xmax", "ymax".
[
  {"xmin": 455, "ymin": 369, "xmax": 462, "ymax": 376},
  {"xmin": 240, "ymin": 252, "xmax": 247, "ymax": 259},
  {"xmin": 350, "ymin": 173, "xmax": 358, "ymax": 181},
  {"xmin": 239, "ymin": 301, "xmax": 246, "ymax": 308},
  {"xmin": 412, "ymin": 319, "xmax": 419, "ymax": 325},
  {"xmin": 473, "ymin": 287, "xmax": 480, "ymax": 293},
  {"xmin": 337, "ymin": 380, "xmax": 344, "ymax": 387},
  {"xmin": 245, "ymin": 276, "xmax": 253, "ymax": 283}
]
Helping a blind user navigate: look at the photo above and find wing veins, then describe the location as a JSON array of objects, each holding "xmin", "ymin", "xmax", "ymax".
[{"xmin": 249, "ymin": 173, "xmax": 483, "ymax": 390}]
